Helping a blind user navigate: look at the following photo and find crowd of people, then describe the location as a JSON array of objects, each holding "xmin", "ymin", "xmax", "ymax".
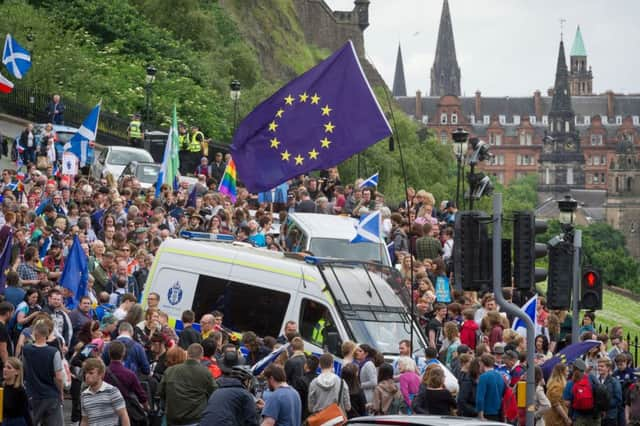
[{"xmin": 0, "ymin": 118, "xmax": 639, "ymax": 426}]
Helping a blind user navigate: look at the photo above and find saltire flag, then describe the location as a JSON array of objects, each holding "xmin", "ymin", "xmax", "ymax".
[
  {"xmin": 351, "ymin": 210, "xmax": 382, "ymax": 243},
  {"xmin": 0, "ymin": 72, "xmax": 13, "ymax": 94},
  {"xmin": 2, "ymin": 34, "xmax": 31, "ymax": 79},
  {"xmin": 59, "ymin": 235, "xmax": 89, "ymax": 309},
  {"xmin": 387, "ymin": 241, "xmax": 395, "ymax": 264},
  {"xmin": 65, "ymin": 102, "xmax": 101, "ymax": 167},
  {"xmin": 155, "ymin": 104, "xmax": 180, "ymax": 197},
  {"xmin": 511, "ymin": 294, "xmax": 544, "ymax": 338},
  {"xmin": 218, "ymin": 159, "xmax": 237, "ymax": 203},
  {"xmin": 0, "ymin": 229, "xmax": 13, "ymax": 293},
  {"xmin": 186, "ymin": 184, "xmax": 197, "ymax": 208},
  {"xmin": 251, "ymin": 343, "xmax": 289, "ymax": 376},
  {"xmin": 359, "ymin": 172, "xmax": 379, "ymax": 188},
  {"xmin": 231, "ymin": 40, "xmax": 392, "ymax": 193},
  {"xmin": 258, "ymin": 182, "xmax": 289, "ymax": 204},
  {"xmin": 541, "ymin": 339, "xmax": 601, "ymax": 380}
]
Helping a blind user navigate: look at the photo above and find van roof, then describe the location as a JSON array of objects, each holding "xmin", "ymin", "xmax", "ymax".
[{"xmin": 288, "ymin": 213, "xmax": 358, "ymax": 239}]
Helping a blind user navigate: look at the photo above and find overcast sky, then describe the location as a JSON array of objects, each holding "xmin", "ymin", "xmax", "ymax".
[{"xmin": 325, "ymin": 0, "xmax": 640, "ymax": 97}]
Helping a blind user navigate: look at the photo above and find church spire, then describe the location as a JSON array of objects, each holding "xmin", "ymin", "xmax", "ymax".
[
  {"xmin": 392, "ymin": 43, "xmax": 407, "ymax": 97},
  {"xmin": 550, "ymin": 40, "xmax": 573, "ymax": 116},
  {"xmin": 430, "ymin": 0, "xmax": 461, "ymax": 97}
]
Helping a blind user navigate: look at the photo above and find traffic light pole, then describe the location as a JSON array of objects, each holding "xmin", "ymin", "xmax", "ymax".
[
  {"xmin": 571, "ymin": 230, "xmax": 582, "ymax": 344},
  {"xmin": 492, "ymin": 194, "xmax": 535, "ymax": 426}
]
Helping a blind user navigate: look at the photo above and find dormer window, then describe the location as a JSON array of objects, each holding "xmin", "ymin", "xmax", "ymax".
[
  {"xmin": 440, "ymin": 113, "xmax": 447, "ymax": 124},
  {"xmin": 483, "ymin": 115, "xmax": 490, "ymax": 124},
  {"xmin": 616, "ymin": 116, "xmax": 623, "ymax": 125},
  {"xmin": 542, "ymin": 115, "xmax": 548, "ymax": 125},
  {"xmin": 585, "ymin": 116, "xmax": 591, "ymax": 125},
  {"xmin": 513, "ymin": 115, "xmax": 520, "ymax": 125},
  {"xmin": 499, "ymin": 115, "xmax": 506, "ymax": 125},
  {"xmin": 468, "ymin": 115, "xmax": 475, "ymax": 124},
  {"xmin": 422, "ymin": 115, "xmax": 429, "ymax": 124},
  {"xmin": 451, "ymin": 113, "xmax": 458, "ymax": 125},
  {"xmin": 633, "ymin": 116, "xmax": 639, "ymax": 125},
  {"xmin": 530, "ymin": 116, "xmax": 537, "ymax": 124}
]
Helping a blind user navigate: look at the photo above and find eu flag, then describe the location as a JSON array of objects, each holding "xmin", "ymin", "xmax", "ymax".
[
  {"xmin": 59, "ymin": 235, "xmax": 89, "ymax": 308},
  {"xmin": 231, "ymin": 40, "xmax": 392, "ymax": 193}
]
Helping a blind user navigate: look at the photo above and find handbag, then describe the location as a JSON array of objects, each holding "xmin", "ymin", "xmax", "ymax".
[
  {"xmin": 36, "ymin": 155, "xmax": 49, "ymax": 170},
  {"xmin": 307, "ymin": 379, "xmax": 346, "ymax": 426},
  {"xmin": 106, "ymin": 368, "xmax": 148, "ymax": 424}
]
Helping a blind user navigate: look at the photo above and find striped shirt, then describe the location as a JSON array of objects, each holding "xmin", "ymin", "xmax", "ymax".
[{"xmin": 81, "ymin": 381, "xmax": 125, "ymax": 426}]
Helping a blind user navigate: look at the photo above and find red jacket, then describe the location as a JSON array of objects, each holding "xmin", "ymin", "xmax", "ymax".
[{"xmin": 460, "ymin": 319, "xmax": 479, "ymax": 350}]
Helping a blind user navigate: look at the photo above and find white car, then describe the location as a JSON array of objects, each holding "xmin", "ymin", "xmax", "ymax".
[{"xmin": 91, "ymin": 146, "xmax": 154, "ymax": 180}]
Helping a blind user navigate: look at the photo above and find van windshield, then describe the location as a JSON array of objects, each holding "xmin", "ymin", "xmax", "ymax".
[
  {"xmin": 344, "ymin": 310, "xmax": 426, "ymax": 355},
  {"xmin": 309, "ymin": 238, "xmax": 390, "ymax": 266}
]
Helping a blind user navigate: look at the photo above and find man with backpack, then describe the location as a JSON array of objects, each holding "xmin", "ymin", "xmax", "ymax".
[
  {"xmin": 598, "ymin": 357, "xmax": 623, "ymax": 426},
  {"xmin": 563, "ymin": 358, "xmax": 607, "ymax": 426}
]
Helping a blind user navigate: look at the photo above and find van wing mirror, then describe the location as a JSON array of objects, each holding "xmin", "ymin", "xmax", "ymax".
[{"xmin": 326, "ymin": 331, "xmax": 340, "ymax": 356}]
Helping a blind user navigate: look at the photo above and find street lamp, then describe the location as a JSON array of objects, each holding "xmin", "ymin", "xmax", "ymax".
[
  {"xmin": 145, "ymin": 65, "xmax": 157, "ymax": 124},
  {"xmin": 451, "ymin": 127, "xmax": 469, "ymax": 209},
  {"xmin": 229, "ymin": 80, "xmax": 241, "ymax": 132},
  {"xmin": 558, "ymin": 194, "xmax": 578, "ymax": 226}
]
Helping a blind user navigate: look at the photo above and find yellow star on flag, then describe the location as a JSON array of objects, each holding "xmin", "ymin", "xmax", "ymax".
[
  {"xmin": 284, "ymin": 94, "xmax": 295, "ymax": 105},
  {"xmin": 281, "ymin": 150, "xmax": 291, "ymax": 161},
  {"xmin": 308, "ymin": 149, "xmax": 319, "ymax": 160},
  {"xmin": 320, "ymin": 137, "xmax": 331, "ymax": 148},
  {"xmin": 275, "ymin": 109, "xmax": 285, "ymax": 118},
  {"xmin": 268, "ymin": 121, "xmax": 278, "ymax": 132},
  {"xmin": 294, "ymin": 154, "xmax": 304, "ymax": 165},
  {"xmin": 270, "ymin": 138, "xmax": 280, "ymax": 149},
  {"xmin": 321, "ymin": 105, "xmax": 332, "ymax": 116},
  {"xmin": 299, "ymin": 92, "xmax": 309, "ymax": 103},
  {"xmin": 310, "ymin": 93, "xmax": 320, "ymax": 104},
  {"xmin": 324, "ymin": 122, "xmax": 335, "ymax": 133}
]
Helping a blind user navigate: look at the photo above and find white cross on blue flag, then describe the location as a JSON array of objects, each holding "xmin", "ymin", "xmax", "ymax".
[
  {"xmin": 359, "ymin": 172, "xmax": 379, "ymax": 188},
  {"xmin": 512, "ymin": 294, "xmax": 545, "ymax": 338},
  {"xmin": 351, "ymin": 210, "xmax": 382, "ymax": 243},
  {"xmin": 2, "ymin": 34, "xmax": 31, "ymax": 79},
  {"xmin": 65, "ymin": 102, "xmax": 101, "ymax": 167}
]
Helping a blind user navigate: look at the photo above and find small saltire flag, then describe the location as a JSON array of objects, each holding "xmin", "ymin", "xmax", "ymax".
[
  {"xmin": 2, "ymin": 34, "xmax": 31, "ymax": 79},
  {"xmin": 251, "ymin": 343, "xmax": 290, "ymax": 376},
  {"xmin": 0, "ymin": 229, "xmax": 13, "ymax": 293},
  {"xmin": 512, "ymin": 294, "xmax": 544, "ymax": 338},
  {"xmin": 359, "ymin": 172, "xmax": 379, "ymax": 188},
  {"xmin": 0, "ymin": 72, "xmax": 13, "ymax": 94},
  {"xmin": 59, "ymin": 235, "xmax": 89, "ymax": 309},
  {"xmin": 218, "ymin": 159, "xmax": 237, "ymax": 203},
  {"xmin": 155, "ymin": 104, "xmax": 180, "ymax": 197},
  {"xmin": 65, "ymin": 102, "xmax": 101, "ymax": 167},
  {"xmin": 351, "ymin": 210, "xmax": 382, "ymax": 244},
  {"xmin": 231, "ymin": 40, "xmax": 392, "ymax": 193}
]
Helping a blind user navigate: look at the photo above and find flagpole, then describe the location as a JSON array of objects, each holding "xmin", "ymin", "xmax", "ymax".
[{"xmin": 380, "ymin": 78, "xmax": 416, "ymax": 352}]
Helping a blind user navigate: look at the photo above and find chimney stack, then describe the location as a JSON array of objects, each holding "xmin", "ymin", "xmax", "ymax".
[
  {"xmin": 475, "ymin": 90, "xmax": 482, "ymax": 120},
  {"xmin": 607, "ymin": 90, "xmax": 615, "ymax": 119},
  {"xmin": 415, "ymin": 90, "xmax": 423, "ymax": 121},
  {"xmin": 534, "ymin": 90, "xmax": 542, "ymax": 120}
]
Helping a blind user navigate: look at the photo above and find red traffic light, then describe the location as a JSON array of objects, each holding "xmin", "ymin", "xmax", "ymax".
[{"xmin": 584, "ymin": 271, "xmax": 598, "ymax": 288}]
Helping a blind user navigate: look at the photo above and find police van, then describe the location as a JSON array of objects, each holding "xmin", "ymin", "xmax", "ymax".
[
  {"xmin": 142, "ymin": 236, "xmax": 424, "ymax": 359},
  {"xmin": 285, "ymin": 213, "xmax": 392, "ymax": 267}
]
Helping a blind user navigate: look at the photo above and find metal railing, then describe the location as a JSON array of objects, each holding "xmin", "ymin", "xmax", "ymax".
[
  {"xmin": 596, "ymin": 324, "xmax": 640, "ymax": 367},
  {"xmin": 0, "ymin": 86, "xmax": 132, "ymax": 146}
]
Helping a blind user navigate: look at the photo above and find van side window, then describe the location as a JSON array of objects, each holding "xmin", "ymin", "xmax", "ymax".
[
  {"xmin": 299, "ymin": 298, "xmax": 341, "ymax": 356},
  {"xmin": 285, "ymin": 224, "xmax": 305, "ymax": 253},
  {"xmin": 192, "ymin": 274, "xmax": 290, "ymax": 338}
]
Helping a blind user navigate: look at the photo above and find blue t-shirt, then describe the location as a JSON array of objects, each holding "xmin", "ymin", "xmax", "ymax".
[{"xmin": 262, "ymin": 385, "xmax": 301, "ymax": 426}]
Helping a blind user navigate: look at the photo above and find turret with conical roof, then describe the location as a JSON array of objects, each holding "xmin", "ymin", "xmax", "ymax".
[
  {"xmin": 430, "ymin": 0, "xmax": 460, "ymax": 97},
  {"xmin": 539, "ymin": 38, "xmax": 585, "ymax": 196},
  {"xmin": 569, "ymin": 26, "xmax": 593, "ymax": 95},
  {"xmin": 392, "ymin": 43, "xmax": 407, "ymax": 97}
]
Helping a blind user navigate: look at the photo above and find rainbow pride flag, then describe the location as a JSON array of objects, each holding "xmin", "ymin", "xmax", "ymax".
[{"xmin": 218, "ymin": 158, "xmax": 237, "ymax": 202}]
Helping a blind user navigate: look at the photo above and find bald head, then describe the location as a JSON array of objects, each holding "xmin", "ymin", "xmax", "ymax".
[{"xmin": 201, "ymin": 314, "xmax": 214, "ymax": 332}]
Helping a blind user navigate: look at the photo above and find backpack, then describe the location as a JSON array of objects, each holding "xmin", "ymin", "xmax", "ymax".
[
  {"xmin": 501, "ymin": 378, "xmax": 518, "ymax": 422},
  {"xmin": 572, "ymin": 375, "xmax": 595, "ymax": 411},
  {"xmin": 593, "ymin": 376, "xmax": 611, "ymax": 413},
  {"xmin": 387, "ymin": 392, "xmax": 409, "ymax": 415}
]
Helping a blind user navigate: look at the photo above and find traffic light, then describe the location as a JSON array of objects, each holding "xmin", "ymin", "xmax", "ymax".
[
  {"xmin": 454, "ymin": 211, "xmax": 491, "ymax": 291},
  {"xmin": 546, "ymin": 241, "xmax": 573, "ymax": 310},
  {"xmin": 580, "ymin": 266, "xmax": 603, "ymax": 310},
  {"xmin": 512, "ymin": 212, "xmax": 548, "ymax": 291}
]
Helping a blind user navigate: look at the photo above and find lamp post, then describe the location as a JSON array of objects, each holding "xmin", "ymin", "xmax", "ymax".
[
  {"xmin": 229, "ymin": 79, "xmax": 241, "ymax": 133},
  {"xmin": 144, "ymin": 65, "xmax": 157, "ymax": 124},
  {"xmin": 452, "ymin": 127, "xmax": 469, "ymax": 209},
  {"xmin": 558, "ymin": 194, "xmax": 581, "ymax": 343}
]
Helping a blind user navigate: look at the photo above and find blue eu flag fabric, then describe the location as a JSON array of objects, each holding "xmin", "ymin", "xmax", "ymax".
[
  {"xmin": 231, "ymin": 40, "xmax": 392, "ymax": 193},
  {"xmin": 59, "ymin": 235, "xmax": 89, "ymax": 309},
  {"xmin": 540, "ymin": 339, "xmax": 601, "ymax": 380}
]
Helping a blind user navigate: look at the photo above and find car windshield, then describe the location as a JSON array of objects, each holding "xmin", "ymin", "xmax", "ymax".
[
  {"xmin": 345, "ymin": 310, "xmax": 426, "ymax": 355},
  {"xmin": 109, "ymin": 150, "xmax": 152, "ymax": 165},
  {"xmin": 136, "ymin": 165, "xmax": 160, "ymax": 183},
  {"xmin": 309, "ymin": 238, "xmax": 390, "ymax": 266}
]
